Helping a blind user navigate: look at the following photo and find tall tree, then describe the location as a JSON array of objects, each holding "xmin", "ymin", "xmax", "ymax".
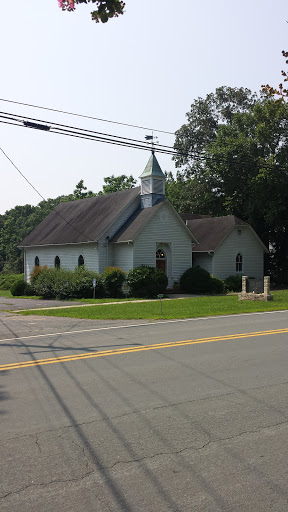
[
  {"xmin": 99, "ymin": 174, "xmax": 136, "ymax": 194},
  {"xmin": 174, "ymin": 86, "xmax": 259, "ymax": 178}
]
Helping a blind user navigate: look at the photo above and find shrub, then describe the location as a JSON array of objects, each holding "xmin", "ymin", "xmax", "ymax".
[
  {"xmin": 0, "ymin": 273, "xmax": 24, "ymax": 290},
  {"xmin": 103, "ymin": 267, "xmax": 126, "ymax": 297},
  {"xmin": 224, "ymin": 275, "xmax": 242, "ymax": 292},
  {"xmin": 127, "ymin": 265, "xmax": 168, "ymax": 298},
  {"xmin": 180, "ymin": 267, "xmax": 225, "ymax": 294},
  {"xmin": 32, "ymin": 266, "xmax": 105, "ymax": 299},
  {"xmin": 10, "ymin": 279, "xmax": 33, "ymax": 296},
  {"xmin": 30, "ymin": 265, "xmax": 47, "ymax": 284}
]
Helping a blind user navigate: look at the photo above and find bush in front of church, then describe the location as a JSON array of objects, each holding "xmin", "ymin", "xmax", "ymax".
[
  {"xmin": 127, "ymin": 265, "xmax": 168, "ymax": 298},
  {"xmin": 104, "ymin": 267, "xmax": 126, "ymax": 297},
  {"xmin": 31, "ymin": 266, "xmax": 104, "ymax": 299},
  {"xmin": 180, "ymin": 267, "xmax": 225, "ymax": 294}
]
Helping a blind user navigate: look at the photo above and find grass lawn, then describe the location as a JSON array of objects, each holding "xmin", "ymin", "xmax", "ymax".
[{"xmin": 16, "ymin": 290, "xmax": 288, "ymax": 320}]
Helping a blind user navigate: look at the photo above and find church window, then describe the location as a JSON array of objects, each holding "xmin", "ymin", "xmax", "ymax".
[
  {"xmin": 236, "ymin": 253, "xmax": 243, "ymax": 272},
  {"xmin": 78, "ymin": 255, "xmax": 84, "ymax": 267}
]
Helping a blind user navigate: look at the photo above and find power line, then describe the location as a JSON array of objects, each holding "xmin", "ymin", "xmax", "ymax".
[
  {"xmin": 1, "ymin": 110, "xmax": 288, "ymax": 173},
  {"xmin": 0, "ymin": 146, "xmax": 94, "ymax": 241},
  {"xmin": 0, "ymin": 98, "xmax": 175, "ymax": 136}
]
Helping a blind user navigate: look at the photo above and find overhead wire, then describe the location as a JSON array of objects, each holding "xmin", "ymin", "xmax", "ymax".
[
  {"xmin": 0, "ymin": 97, "xmax": 175, "ymax": 135},
  {"xmin": 0, "ymin": 146, "xmax": 95, "ymax": 241},
  {"xmin": 1, "ymin": 110, "xmax": 287, "ymax": 172}
]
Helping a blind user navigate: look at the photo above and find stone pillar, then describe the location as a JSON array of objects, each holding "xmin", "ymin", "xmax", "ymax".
[
  {"xmin": 264, "ymin": 276, "xmax": 270, "ymax": 298},
  {"xmin": 242, "ymin": 276, "xmax": 248, "ymax": 294}
]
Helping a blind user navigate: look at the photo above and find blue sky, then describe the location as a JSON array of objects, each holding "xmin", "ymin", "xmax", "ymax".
[{"xmin": 0, "ymin": 0, "xmax": 287, "ymax": 213}]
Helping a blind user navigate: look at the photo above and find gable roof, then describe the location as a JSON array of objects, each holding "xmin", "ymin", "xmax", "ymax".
[
  {"xmin": 111, "ymin": 199, "xmax": 197, "ymax": 243},
  {"xmin": 185, "ymin": 215, "xmax": 268, "ymax": 252},
  {"xmin": 19, "ymin": 187, "xmax": 141, "ymax": 247}
]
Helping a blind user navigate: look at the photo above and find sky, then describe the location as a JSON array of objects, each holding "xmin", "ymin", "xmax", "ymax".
[{"xmin": 0, "ymin": 0, "xmax": 287, "ymax": 214}]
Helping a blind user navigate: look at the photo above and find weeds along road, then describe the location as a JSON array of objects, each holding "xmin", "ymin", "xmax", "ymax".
[{"xmin": 1, "ymin": 307, "xmax": 288, "ymax": 511}]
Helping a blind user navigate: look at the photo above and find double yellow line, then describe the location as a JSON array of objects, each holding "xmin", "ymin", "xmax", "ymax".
[{"xmin": 1, "ymin": 327, "xmax": 288, "ymax": 372}]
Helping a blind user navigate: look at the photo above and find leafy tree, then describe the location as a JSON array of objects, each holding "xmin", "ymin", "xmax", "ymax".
[
  {"xmin": 58, "ymin": 0, "xmax": 125, "ymax": 23},
  {"xmin": 262, "ymin": 51, "xmax": 288, "ymax": 102},
  {"xmin": 73, "ymin": 179, "xmax": 94, "ymax": 199},
  {"xmin": 99, "ymin": 174, "xmax": 136, "ymax": 194},
  {"xmin": 174, "ymin": 86, "xmax": 259, "ymax": 177}
]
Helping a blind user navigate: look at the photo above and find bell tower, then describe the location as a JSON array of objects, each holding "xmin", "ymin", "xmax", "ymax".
[{"xmin": 139, "ymin": 152, "xmax": 165, "ymax": 208}]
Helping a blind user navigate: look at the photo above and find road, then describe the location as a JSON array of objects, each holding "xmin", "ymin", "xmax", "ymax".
[{"xmin": 0, "ymin": 304, "xmax": 288, "ymax": 511}]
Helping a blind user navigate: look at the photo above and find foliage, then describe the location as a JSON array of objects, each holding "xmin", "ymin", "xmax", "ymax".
[
  {"xmin": 262, "ymin": 51, "xmax": 288, "ymax": 102},
  {"xmin": 31, "ymin": 267, "xmax": 104, "ymax": 300},
  {"xmin": 58, "ymin": 0, "xmax": 125, "ymax": 23},
  {"xmin": 224, "ymin": 275, "xmax": 243, "ymax": 292},
  {"xmin": 0, "ymin": 273, "xmax": 24, "ymax": 290},
  {"xmin": 127, "ymin": 265, "xmax": 168, "ymax": 298},
  {"xmin": 72, "ymin": 180, "xmax": 94, "ymax": 200},
  {"xmin": 103, "ymin": 266, "xmax": 126, "ymax": 297},
  {"xmin": 10, "ymin": 279, "xmax": 33, "ymax": 297},
  {"xmin": 30, "ymin": 265, "xmax": 48, "ymax": 284},
  {"xmin": 98, "ymin": 174, "xmax": 137, "ymax": 195},
  {"xmin": 180, "ymin": 267, "xmax": 225, "ymax": 294}
]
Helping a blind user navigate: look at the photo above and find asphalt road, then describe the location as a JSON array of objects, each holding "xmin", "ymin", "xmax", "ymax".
[{"xmin": 1, "ymin": 302, "xmax": 288, "ymax": 511}]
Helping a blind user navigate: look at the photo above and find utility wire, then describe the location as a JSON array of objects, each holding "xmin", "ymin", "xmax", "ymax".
[
  {"xmin": 1, "ymin": 110, "xmax": 288, "ymax": 172},
  {"xmin": 0, "ymin": 146, "xmax": 94, "ymax": 241},
  {"xmin": 0, "ymin": 98, "xmax": 175, "ymax": 135}
]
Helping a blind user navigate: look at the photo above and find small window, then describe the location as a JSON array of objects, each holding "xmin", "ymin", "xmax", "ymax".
[
  {"xmin": 78, "ymin": 255, "xmax": 84, "ymax": 267},
  {"xmin": 156, "ymin": 249, "xmax": 166, "ymax": 259},
  {"xmin": 238, "ymin": 229, "xmax": 242, "ymax": 236},
  {"xmin": 35, "ymin": 256, "xmax": 40, "ymax": 267},
  {"xmin": 236, "ymin": 253, "xmax": 243, "ymax": 272},
  {"xmin": 55, "ymin": 256, "xmax": 60, "ymax": 270}
]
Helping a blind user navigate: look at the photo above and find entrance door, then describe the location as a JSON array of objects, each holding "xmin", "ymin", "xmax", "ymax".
[{"xmin": 156, "ymin": 249, "xmax": 166, "ymax": 273}]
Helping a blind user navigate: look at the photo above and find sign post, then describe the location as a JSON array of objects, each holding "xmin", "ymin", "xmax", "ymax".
[
  {"xmin": 93, "ymin": 278, "xmax": 97, "ymax": 299},
  {"xmin": 157, "ymin": 294, "xmax": 164, "ymax": 315}
]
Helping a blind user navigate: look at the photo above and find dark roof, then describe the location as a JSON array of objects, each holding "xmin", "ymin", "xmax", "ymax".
[
  {"xmin": 185, "ymin": 215, "xmax": 250, "ymax": 251},
  {"xmin": 19, "ymin": 187, "xmax": 141, "ymax": 247},
  {"xmin": 110, "ymin": 200, "xmax": 164, "ymax": 242},
  {"xmin": 179, "ymin": 213, "xmax": 212, "ymax": 221}
]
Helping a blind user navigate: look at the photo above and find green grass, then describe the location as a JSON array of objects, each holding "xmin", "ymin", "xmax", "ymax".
[
  {"xmin": 16, "ymin": 291, "xmax": 288, "ymax": 320},
  {"xmin": 0, "ymin": 289, "xmax": 13, "ymax": 298}
]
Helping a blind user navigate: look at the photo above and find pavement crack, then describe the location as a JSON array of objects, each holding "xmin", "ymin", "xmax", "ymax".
[{"xmin": 0, "ymin": 470, "xmax": 96, "ymax": 501}]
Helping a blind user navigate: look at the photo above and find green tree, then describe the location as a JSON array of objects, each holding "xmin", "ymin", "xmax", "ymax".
[
  {"xmin": 99, "ymin": 174, "xmax": 136, "ymax": 194},
  {"xmin": 73, "ymin": 179, "xmax": 94, "ymax": 199},
  {"xmin": 59, "ymin": 0, "xmax": 125, "ymax": 23},
  {"xmin": 174, "ymin": 86, "xmax": 259, "ymax": 177}
]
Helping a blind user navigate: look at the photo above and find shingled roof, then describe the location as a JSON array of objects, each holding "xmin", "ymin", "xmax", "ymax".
[
  {"xmin": 19, "ymin": 187, "xmax": 141, "ymax": 247},
  {"xmin": 184, "ymin": 215, "xmax": 265, "ymax": 252}
]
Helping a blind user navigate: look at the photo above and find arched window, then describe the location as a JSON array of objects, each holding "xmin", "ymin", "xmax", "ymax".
[
  {"xmin": 236, "ymin": 253, "xmax": 243, "ymax": 272},
  {"xmin": 35, "ymin": 256, "xmax": 39, "ymax": 267},
  {"xmin": 78, "ymin": 255, "xmax": 84, "ymax": 267},
  {"xmin": 55, "ymin": 256, "xmax": 60, "ymax": 270},
  {"xmin": 156, "ymin": 249, "xmax": 166, "ymax": 259}
]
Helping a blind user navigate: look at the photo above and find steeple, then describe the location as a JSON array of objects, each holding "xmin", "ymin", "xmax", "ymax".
[{"xmin": 139, "ymin": 152, "xmax": 165, "ymax": 208}]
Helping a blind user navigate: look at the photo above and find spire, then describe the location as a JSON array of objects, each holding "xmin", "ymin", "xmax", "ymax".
[{"xmin": 139, "ymin": 152, "xmax": 165, "ymax": 208}]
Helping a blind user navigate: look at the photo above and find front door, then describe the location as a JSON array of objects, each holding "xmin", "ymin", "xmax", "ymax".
[{"xmin": 156, "ymin": 249, "xmax": 166, "ymax": 274}]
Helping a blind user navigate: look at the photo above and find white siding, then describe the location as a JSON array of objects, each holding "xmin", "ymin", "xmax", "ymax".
[
  {"xmin": 112, "ymin": 243, "xmax": 134, "ymax": 273},
  {"xmin": 213, "ymin": 226, "xmax": 264, "ymax": 280},
  {"xmin": 193, "ymin": 253, "xmax": 213, "ymax": 274},
  {"xmin": 24, "ymin": 243, "xmax": 98, "ymax": 282},
  {"xmin": 133, "ymin": 204, "xmax": 192, "ymax": 286}
]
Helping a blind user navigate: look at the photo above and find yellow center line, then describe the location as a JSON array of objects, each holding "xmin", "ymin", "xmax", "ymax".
[{"xmin": 1, "ymin": 327, "xmax": 288, "ymax": 372}]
